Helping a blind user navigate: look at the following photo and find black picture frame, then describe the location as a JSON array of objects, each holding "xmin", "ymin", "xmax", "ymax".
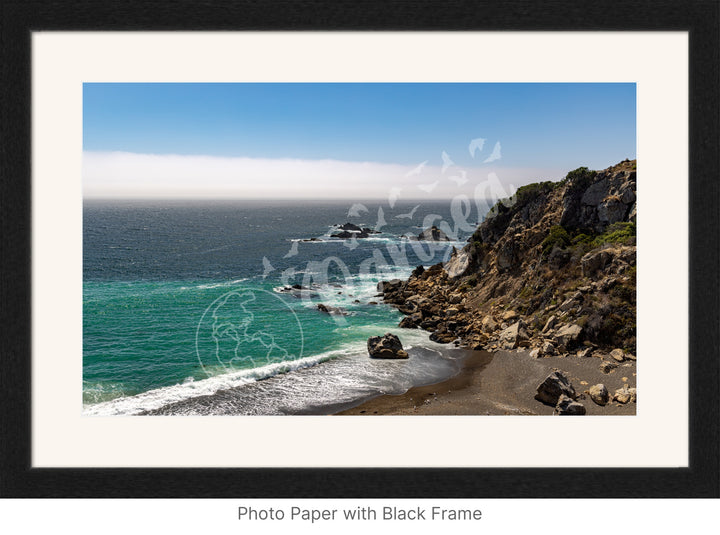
[{"xmin": 1, "ymin": 0, "xmax": 718, "ymax": 498}]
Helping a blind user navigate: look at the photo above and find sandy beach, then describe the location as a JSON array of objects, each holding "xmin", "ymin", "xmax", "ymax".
[{"xmin": 337, "ymin": 348, "xmax": 637, "ymax": 416}]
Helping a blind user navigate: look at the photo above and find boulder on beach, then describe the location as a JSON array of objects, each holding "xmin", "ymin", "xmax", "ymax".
[
  {"xmin": 588, "ymin": 383, "xmax": 609, "ymax": 406},
  {"xmin": 535, "ymin": 369, "xmax": 577, "ymax": 405},
  {"xmin": 367, "ymin": 333, "xmax": 409, "ymax": 359},
  {"xmin": 499, "ymin": 320, "xmax": 529, "ymax": 350},
  {"xmin": 554, "ymin": 323, "xmax": 583, "ymax": 349}
]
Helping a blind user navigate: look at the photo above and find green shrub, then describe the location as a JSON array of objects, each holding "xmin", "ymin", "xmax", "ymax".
[
  {"xmin": 593, "ymin": 221, "xmax": 636, "ymax": 247},
  {"xmin": 562, "ymin": 166, "xmax": 597, "ymax": 190},
  {"xmin": 541, "ymin": 225, "xmax": 571, "ymax": 256},
  {"xmin": 572, "ymin": 233, "xmax": 593, "ymax": 245}
]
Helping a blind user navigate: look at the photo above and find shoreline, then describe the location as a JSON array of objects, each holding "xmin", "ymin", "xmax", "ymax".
[{"xmin": 337, "ymin": 346, "xmax": 637, "ymax": 416}]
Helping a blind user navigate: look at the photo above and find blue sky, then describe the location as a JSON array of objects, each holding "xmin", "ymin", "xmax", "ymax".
[{"xmin": 83, "ymin": 83, "xmax": 636, "ymax": 198}]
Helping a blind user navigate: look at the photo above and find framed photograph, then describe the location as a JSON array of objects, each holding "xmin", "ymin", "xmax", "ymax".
[{"xmin": 1, "ymin": 1, "xmax": 718, "ymax": 497}]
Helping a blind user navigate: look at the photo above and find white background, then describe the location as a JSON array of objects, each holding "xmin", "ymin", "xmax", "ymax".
[
  {"xmin": 0, "ymin": 499, "xmax": 716, "ymax": 533},
  {"xmin": 31, "ymin": 32, "xmax": 688, "ymax": 469}
]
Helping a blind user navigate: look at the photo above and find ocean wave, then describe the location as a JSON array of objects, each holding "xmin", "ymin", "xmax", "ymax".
[{"xmin": 82, "ymin": 342, "xmax": 368, "ymax": 416}]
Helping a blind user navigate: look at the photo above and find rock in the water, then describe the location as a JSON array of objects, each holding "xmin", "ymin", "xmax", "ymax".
[
  {"xmin": 331, "ymin": 223, "xmax": 379, "ymax": 239},
  {"xmin": 588, "ymin": 384, "xmax": 609, "ymax": 406},
  {"xmin": 555, "ymin": 394, "xmax": 586, "ymax": 415},
  {"xmin": 416, "ymin": 225, "xmax": 451, "ymax": 241},
  {"xmin": 535, "ymin": 369, "xmax": 577, "ymax": 405},
  {"xmin": 367, "ymin": 333, "xmax": 409, "ymax": 359},
  {"xmin": 499, "ymin": 320, "xmax": 529, "ymax": 349},
  {"xmin": 610, "ymin": 348, "xmax": 625, "ymax": 362},
  {"xmin": 600, "ymin": 360, "xmax": 618, "ymax": 374},
  {"xmin": 316, "ymin": 303, "xmax": 348, "ymax": 315}
]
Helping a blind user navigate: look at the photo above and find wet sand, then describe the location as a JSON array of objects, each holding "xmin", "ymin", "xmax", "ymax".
[{"xmin": 337, "ymin": 349, "xmax": 637, "ymax": 416}]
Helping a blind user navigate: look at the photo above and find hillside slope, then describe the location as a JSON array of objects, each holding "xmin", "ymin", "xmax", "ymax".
[{"xmin": 382, "ymin": 159, "xmax": 637, "ymax": 360}]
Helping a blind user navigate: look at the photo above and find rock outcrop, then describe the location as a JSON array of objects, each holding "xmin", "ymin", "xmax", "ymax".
[
  {"xmin": 378, "ymin": 159, "xmax": 637, "ymax": 358},
  {"xmin": 367, "ymin": 333, "xmax": 409, "ymax": 359},
  {"xmin": 412, "ymin": 225, "xmax": 451, "ymax": 241}
]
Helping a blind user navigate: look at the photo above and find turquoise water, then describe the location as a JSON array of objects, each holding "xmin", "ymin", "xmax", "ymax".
[{"xmin": 83, "ymin": 200, "xmax": 483, "ymax": 415}]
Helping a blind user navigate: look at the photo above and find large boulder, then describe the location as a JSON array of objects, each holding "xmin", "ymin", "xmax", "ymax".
[
  {"xmin": 499, "ymin": 320, "xmax": 529, "ymax": 349},
  {"xmin": 444, "ymin": 248, "xmax": 472, "ymax": 279},
  {"xmin": 554, "ymin": 323, "xmax": 583, "ymax": 349},
  {"xmin": 535, "ymin": 370, "xmax": 577, "ymax": 405},
  {"xmin": 588, "ymin": 384, "xmax": 609, "ymax": 406},
  {"xmin": 481, "ymin": 315, "xmax": 499, "ymax": 333},
  {"xmin": 367, "ymin": 333, "xmax": 409, "ymax": 359}
]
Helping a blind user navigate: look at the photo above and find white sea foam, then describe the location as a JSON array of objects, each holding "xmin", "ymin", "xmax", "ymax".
[
  {"xmin": 83, "ymin": 342, "xmax": 367, "ymax": 416},
  {"xmin": 83, "ymin": 324, "xmax": 454, "ymax": 416},
  {"xmin": 195, "ymin": 278, "xmax": 249, "ymax": 290}
]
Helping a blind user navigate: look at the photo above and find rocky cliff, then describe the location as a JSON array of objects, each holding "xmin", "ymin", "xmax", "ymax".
[{"xmin": 382, "ymin": 159, "xmax": 637, "ymax": 360}]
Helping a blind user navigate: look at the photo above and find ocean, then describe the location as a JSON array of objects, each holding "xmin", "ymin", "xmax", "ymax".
[{"xmin": 83, "ymin": 199, "xmax": 486, "ymax": 415}]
